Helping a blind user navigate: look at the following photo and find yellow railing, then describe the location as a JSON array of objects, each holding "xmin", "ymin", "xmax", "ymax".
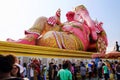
[{"xmin": 0, "ymin": 41, "xmax": 94, "ymax": 58}]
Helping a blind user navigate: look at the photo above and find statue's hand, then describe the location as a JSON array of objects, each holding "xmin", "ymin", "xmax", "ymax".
[
  {"xmin": 55, "ymin": 8, "xmax": 61, "ymax": 25},
  {"xmin": 56, "ymin": 8, "xmax": 61, "ymax": 18},
  {"xmin": 47, "ymin": 16, "xmax": 57, "ymax": 26},
  {"xmin": 47, "ymin": 9, "xmax": 61, "ymax": 26}
]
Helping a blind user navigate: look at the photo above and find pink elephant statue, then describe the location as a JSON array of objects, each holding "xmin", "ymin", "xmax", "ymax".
[{"xmin": 6, "ymin": 5, "xmax": 108, "ymax": 54}]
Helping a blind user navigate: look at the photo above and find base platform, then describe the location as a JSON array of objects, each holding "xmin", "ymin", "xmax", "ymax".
[{"xmin": 0, "ymin": 41, "xmax": 94, "ymax": 58}]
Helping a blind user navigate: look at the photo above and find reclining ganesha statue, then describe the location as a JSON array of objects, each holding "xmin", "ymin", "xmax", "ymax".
[{"xmin": 7, "ymin": 5, "xmax": 108, "ymax": 54}]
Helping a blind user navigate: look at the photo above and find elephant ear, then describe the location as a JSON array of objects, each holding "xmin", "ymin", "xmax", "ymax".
[
  {"xmin": 96, "ymin": 23, "xmax": 108, "ymax": 46},
  {"xmin": 95, "ymin": 21, "xmax": 108, "ymax": 46}
]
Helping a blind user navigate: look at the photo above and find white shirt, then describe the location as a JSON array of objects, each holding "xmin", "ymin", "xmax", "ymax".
[{"xmin": 30, "ymin": 68, "xmax": 34, "ymax": 77}]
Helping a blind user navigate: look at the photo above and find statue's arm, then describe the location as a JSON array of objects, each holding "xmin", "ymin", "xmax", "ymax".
[{"xmin": 47, "ymin": 8, "xmax": 62, "ymax": 26}]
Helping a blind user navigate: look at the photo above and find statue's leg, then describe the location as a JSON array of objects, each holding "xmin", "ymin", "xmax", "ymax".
[
  {"xmin": 37, "ymin": 31, "xmax": 83, "ymax": 50},
  {"xmin": 7, "ymin": 17, "xmax": 48, "ymax": 45},
  {"xmin": 37, "ymin": 31, "xmax": 61, "ymax": 48},
  {"xmin": 27, "ymin": 16, "xmax": 47, "ymax": 34}
]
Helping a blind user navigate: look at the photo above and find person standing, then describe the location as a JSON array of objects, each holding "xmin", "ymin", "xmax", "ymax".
[
  {"xmin": 48, "ymin": 62, "xmax": 54, "ymax": 80},
  {"xmin": 42, "ymin": 64, "xmax": 47, "ymax": 80},
  {"xmin": 102, "ymin": 63, "xmax": 109, "ymax": 80},
  {"xmin": 23, "ymin": 63, "xmax": 27, "ymax": 78},
  {"xmin": 116, "ymin": 62, "xmax": 120, "ymax": 80},
  {"xmin": 115, "ymin": 41, "xmax": 120, "ymax": 51},
  {"xmin": 53, "ymin": 64, "xmax": 58, "ymax": 80},
  {"xmin": 80, "ymin": 63, "xmax": 87, "ymax": 80},
  {"xmin": 88, "ymin": 63, "xmax": 92, "ymax": 80},
  {"xmin": 57, "ymin": 61, "xmax": 72, "ymax": 80},
  {"xmin": 97, "ymin": 59, "xmax": 103, "ymax": 80}
]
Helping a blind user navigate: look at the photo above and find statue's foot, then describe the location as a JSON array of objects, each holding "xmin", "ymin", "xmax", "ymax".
[
  {"xmin": 6, "ymin": 34, "xmax": 37, "ymax": 45},
  {"xmin": 7, "ymin": 38, "xmax": 36, "ymax": 45},
  {"xmin": 17, "ymin": 39, "xmax": 36, "ymax": 45},
  {"xmin": 6, "ymin": 38, "xmax": 16, "ymax": 42}
]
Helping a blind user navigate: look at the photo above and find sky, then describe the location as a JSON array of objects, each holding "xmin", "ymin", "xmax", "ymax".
[{"xmin": 0, "ymin": 0, "xmax": 120, "ymax": 52}]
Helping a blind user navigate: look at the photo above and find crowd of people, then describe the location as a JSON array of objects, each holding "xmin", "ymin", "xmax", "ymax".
[{"xmin": 1, "ymin": 54, "xmax": 120, "ymax": 80}]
